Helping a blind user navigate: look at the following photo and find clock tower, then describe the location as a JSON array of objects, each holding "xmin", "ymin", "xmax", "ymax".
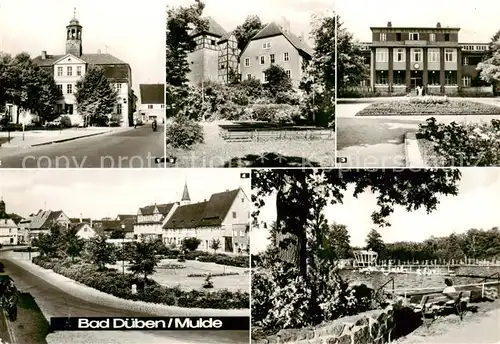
[{"xmin": 66, "ymin": 9, "xmax": 82, "ymax": 57}]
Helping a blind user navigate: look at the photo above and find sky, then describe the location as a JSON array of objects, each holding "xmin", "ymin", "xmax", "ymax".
[
  {"xmin": 251, "ymin": 168, "xmax": 500, "ymax": 253},
  {"xmin": 0, "ymin": 0, "xmax": 165, "ymax": 97},
  {"xmin": 0, "ymin": 169, "xmax": 251, "ymax": 219},
  {"xmin": 335, "ymin": 0, "xmax": 499, "ymax": 43},
  {"xmin": 168, "ymin": 0, "xmax": 334, "ymax": 48}
]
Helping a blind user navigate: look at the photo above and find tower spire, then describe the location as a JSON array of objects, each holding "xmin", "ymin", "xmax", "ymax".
[
  {"xmin": 73, "ymin": 7, "xmax": 76, "ymax": 19},
  {"xmin": 181, "ymin": 180, "xmax": 191, "ymax": 205}
]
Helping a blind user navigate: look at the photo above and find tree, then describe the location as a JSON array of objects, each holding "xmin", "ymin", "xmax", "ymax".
[
  {"xmin": 233, "ymin": 15, "xmax": 265, "ymax": 52},
  {"xmin": 182, "ymin": 237, "xmax": 201, "ymax": 251},
  {"xmin": 365, "ymin": 229, "xmax": 385, "ymax": 260},
  {"xmin": 263, "ymin": 65, "xmax": 292, "ymax": 96},
  {"xmin": 63, "ymin": 227, "xmax": 85, "ymax": 261},
  {"xmin": 128, "ymin": 241, "xmax": 160, "ymax": 284},
  {"xmin": 75, "ymin": 66, "xmax": 117, "ymax": 126},
  {"xmin": 329, "ymin": 223, "xmax": 352, "ymax": 259},
  {"xmin": 210, "ymin": 238, "xmax": 221, "ymax": 253},
  {"xmin": 109, "ymin": 229, "xmax": 125, "ymax": 239},
  {"xmin": 86, "ymin": 234, "xmax": 116, "ymax": 271}
]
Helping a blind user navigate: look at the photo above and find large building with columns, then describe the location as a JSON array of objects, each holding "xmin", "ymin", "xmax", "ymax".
[{"xmin": 359, "ymin": 22, "xmax": 492, "ymax": 96}]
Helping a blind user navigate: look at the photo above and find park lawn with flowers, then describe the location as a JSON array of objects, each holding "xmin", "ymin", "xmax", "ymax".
[{"xmin": 357, "ymin": 96, "xmax": 500, "ymax": 116}]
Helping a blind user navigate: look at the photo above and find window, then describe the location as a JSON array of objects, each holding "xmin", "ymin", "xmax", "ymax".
[
  {"xmin": 285, "ymin": 69, "xmax": 291, "ymax": 78},
  {"xmin": 232, "ymin": 212, "xmax": 237, "ymax": 219},
  {"xmin": 375, "ymin": 48, "xmax": 388, "ymax": 62},
  {"xmin": 284, "ymin": 52, "xmax": 289, "ymax": 62},
  {"xmin": 393, "ymin": 71, "xmax": 405, "ymax": 85},
  {"xmin": 428, "ymin": 49, "xmax": 440, "ymax": 63},
  {"xmin": 262, "ymin": 42, "xmax": 271, "ymax": 49},
  {"xmin": 260, "ymin": 56, "xmax": 265, "ymax": 65},
  {"xmin": 241, "ymin": 197, "xmax": 244, "ymax": 203},
  {"xmin": 445, "ymin": 48, "xmax": 456, "ymax": 62},
  {"xmin": 76, "ymin": 66, "xmax": 82, "ymax": 76},
  {"xmin": 463, "ymin": 57, "xmax": 469, "ymax": 65},
  {"xmin": 409, "ymin": 32, "xmax": 419, "ymax": 40},
  {"xmin": 66, "ymin": 104, "xmax": 74, "ymax": 115},
  {"xmin": 445, "ymin": 71, "xmax": 457, "ymax": 85},
  {"xmin": 376, "ymin": 71, "xmax": 387, "ymax": 84},
  {"xmin": 396, "ymin": 33, "xmax": 402, "ymax": 41},
  {"xmin": 462, "ymin": 76, "xmax": 471, "ymax": 87},
  {"xmin": 67, "ymin": 66, "xmax": 72, "ymax": 76},
  {"xmin": 56, "ymin": 103, "xmax": 63, "ymax": 113},
  {"xmin": 444, "ymin": 33, "xmax": 450, "ymax": 42},
  {"xmin": 247, "ymin": 74, "xmax": 252, "ymax": 80},
  {"xmin": 270, "ymin": 54, "xmax": 275, "ymax": 63},
  {"xmin": 116, "ymin": 83, "xmax": 122, "ymax": 91},
  {"xmin": 220, "ymin": 63, "xmax": 225, "ymax": 69},
  {"xmin": 66, "ymin": 84, "xmax": 73, "ymax": 94},
  {"xmin": 394, "ymin": 48, "xmax": 405, "ymax": 62},
  {"xmin": 148, "ymin": 104, "xmax": 153, "ymax": 109},
  {"xmin": 116, "ymin": 104, "xmax": 122, "ymax": 115},
  {"xmin": 57, "ymin": 84, "xmax": 63, "ymax": 93},
  {"xmin": 244, "ymin": 57, "xmax": 250, "ymax": 67},
  {"xmin": 412, "ymin": 48, "xmax": 423, "ymax": 62},
  {"xmin": 263, "ymin": 72, "xmax": 268, "ymax": 82},
  {"xmin": 211, "ymin": 39, "xmax": 216, "ymax": 45},
  {"xmin": 380, "ymin": 33, "xmax": 387, "ymax": 41},
  {"xmin": 57, "ymin": 67, "xmax": 63, "ymax": 76},
  {"xmin": 429, "ymin": 33, "xmax": 436, "ymax": 42}
]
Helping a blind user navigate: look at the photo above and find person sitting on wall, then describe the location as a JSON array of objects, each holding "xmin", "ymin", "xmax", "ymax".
[{"xmin": 442, "ymin": 278, "xmax": 457, "ymax": 299}]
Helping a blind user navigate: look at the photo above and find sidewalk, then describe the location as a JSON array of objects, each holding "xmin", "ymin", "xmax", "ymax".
[
  {"xmin": 0, "ymin": 127, "xmax": 131, "ymax": 149},
  {"xmin": 3, "ymin": 252, "xmax": 249, "ymax": 317}
]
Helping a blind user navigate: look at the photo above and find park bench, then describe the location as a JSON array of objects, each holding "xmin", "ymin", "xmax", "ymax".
[{"xmin": 410, "ymin": 291, "xmax": 471, "ymax": 327}]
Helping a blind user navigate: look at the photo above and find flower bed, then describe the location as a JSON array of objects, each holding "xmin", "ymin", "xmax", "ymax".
[
  {"xmin": 416, "ymin": 117, "xmax": 500, "ymax": 166},
  {"xmin": 187, "ymin": 272, "xmax": 239, "ymax": 278},
  {"xmin": 357, "ymin": 97, "xmax": 500, "ymax": 116},
  {"xmin": 157, "ymin": 263, "xmax": 186, "ymax": 269},
  {"xmin": 32, "ymin": 256, "xmax": 249, "ymax": 309}
]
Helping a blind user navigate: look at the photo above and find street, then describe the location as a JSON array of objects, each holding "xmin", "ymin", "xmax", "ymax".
[
  {"xmin": 0, "ymin": 125, "xmax": 164, "ymax": 168},
  {"xmin": 0, "ymin": 257, "xmax": 248, "ymax": 344}
]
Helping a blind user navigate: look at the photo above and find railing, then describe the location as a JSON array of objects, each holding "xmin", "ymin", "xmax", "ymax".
[
  {"xmin": 478, "ymin": 272, "xmax": 500, "ymax": 284},
  {"xmin": 375, "ymin": 277, "xmax": 395, "ymax": 299}
]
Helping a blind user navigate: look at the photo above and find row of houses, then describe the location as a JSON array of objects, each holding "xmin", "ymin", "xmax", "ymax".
[{"xmin": 0, "ymin": 184, "xmax": 250, "ymax": 255}]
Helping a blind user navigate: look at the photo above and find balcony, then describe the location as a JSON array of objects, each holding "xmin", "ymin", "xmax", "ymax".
[{"xmin": 405, "ymin": 40, "xmax": 427, "ymax": 46}]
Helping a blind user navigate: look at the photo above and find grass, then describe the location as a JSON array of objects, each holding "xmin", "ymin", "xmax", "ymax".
[
  {"xmin": 166, "ymin": 121, "xmax": 335, "ymax": 167},
  {"xmin": 357, "ymin": 99, "xmax": 500, "ymax": 116}
]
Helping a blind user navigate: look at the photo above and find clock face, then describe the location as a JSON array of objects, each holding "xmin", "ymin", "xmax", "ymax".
[{"xmin": 414, "ymin": 63, "xmax": 420, "ymax": 69}]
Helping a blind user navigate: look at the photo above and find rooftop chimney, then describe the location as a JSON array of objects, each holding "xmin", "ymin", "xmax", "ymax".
[
  {"xmin": 41, "ymin": 51, "xmax": 47, "ymax": 60},
  {"xmin": 387, "ymin": 22, "xmax": 392, "ymax": 28},
  {"xmin": 80, "ymin": 213, "xmax": 82, "ymax": 223},
  {"xmin": 437, "ymin": 22, "xmax": 441, "ymax": 28}
]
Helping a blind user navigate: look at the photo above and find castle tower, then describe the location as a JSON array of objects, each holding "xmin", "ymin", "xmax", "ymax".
[
  {"xmin": 0, "ymin": 199, "xmax": 5, "ymax": 216},
  {"xmin": 66, "ymin": 8, "xmax": 83, "ymax": 57},
  {"xmin": 181, "ymin": 181, "xmax": 191, "ymax": 206}
]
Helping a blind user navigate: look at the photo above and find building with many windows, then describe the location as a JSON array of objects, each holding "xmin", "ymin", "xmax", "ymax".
[{"xmin": 358, "ymin": 22, "xmax": 492, "ymax": 96}]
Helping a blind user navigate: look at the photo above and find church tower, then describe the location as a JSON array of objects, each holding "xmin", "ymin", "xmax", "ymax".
[
  {"xmin": 0, "ymin": 198, "xmax": 6, "ymax": 218},
  {"xmin": 66, "ymin": 9, "xmax": 83, "ymax": 57},
  {"xmin": 181, "ymin": 181, "xmax": 191, "ymax": 206}
]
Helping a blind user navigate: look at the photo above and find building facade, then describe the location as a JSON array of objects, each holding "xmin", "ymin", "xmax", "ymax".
[
  {"xmin": 360, "ymin": 22, "xmax": 492, "ymax": 96},
  {"xmin": 26, "ymin": 209, "xmax": 71, "ymax": 242},
  {"xmin": 138, "ymin": 84, "xmax": 165, "ymax": 123},
  {"xmin": 0, "ymin": 200, "xmax": 20, "ymax": 245}
]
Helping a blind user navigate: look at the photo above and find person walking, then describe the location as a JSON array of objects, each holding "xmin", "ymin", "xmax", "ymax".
[{"xmin": 133, "ymin": 118, "xmax": 137, "ymax": 129}]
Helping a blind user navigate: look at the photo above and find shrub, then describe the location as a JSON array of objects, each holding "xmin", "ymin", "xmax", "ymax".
[
  {"xmin": 251, "ymin": 104, "xmax": 300, "ymax": 124},
  {"xmin": 275, "ymin": 91, "xmax": 301, "ymax": 105},
  {"xmin": 157, "ymin": 264, "xmax": 186, "ymax": 269},
  {"xmin": 60, "ymin": 115, "xmax": 72, "ymax": 128},
  {"xmin": 165, "ymin": 115, "xmax": 204, "ymax": 149},
  {"xmin": 181, "ymin": 237, "xmax": 201, "ymax": 251},
  {"xmin": 197, "ymin": 253, "xmax": 250, "ymax": 268},
  {"xmin": 187, "ymin": 272, "xmax": 239, "ymax": 277},
  {"xmin": 408, "ymin": 95, "xmax": 449, "ymax": 104}
]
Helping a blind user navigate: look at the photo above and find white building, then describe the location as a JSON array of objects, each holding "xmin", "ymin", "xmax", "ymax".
[
  {"xmin": 0, "ymin": 200, "xmax": 20, "ymax": 245},
  {"xmin": 71, "ymin": 222, "xmax": 96, "ymax": 240},
  {"xmin": 26, "ymin": 209, "xmax": 71, "ymax": 242},
  {"xmin": 138, "ymin": 84, "xmax": 165, "ymax": 123}
]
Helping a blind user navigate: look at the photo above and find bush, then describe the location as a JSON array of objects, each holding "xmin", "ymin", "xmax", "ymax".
[
  {"xmin": 251, "ymin": 104, "xmax": 300, "ymax": 124},
  {"xmin": 188, "ymin": 272, "xmax": 239, "ymax": 277},
  {"xmin": 165, "ymin": 115, "xmax": 204, "ymax": 149},
  {"xmin": 275, "ymin": 91, "xmax": 301, "ymax": 105},
  {"xmin": 417, "ymin": 117, "xmax": 500, "ymax": 166},
  {"xmin": 157, "ymin": 264, "xmax": 186, "ymax": 269},
  {"xmin": 197, "ymin": 253, "xmax": 249, "ymax": 268},
  {"xmin": 60, "ymin": 115, "xmax": 72, "ymax": 128},
  {"xmin": 408, "ymin": 95, "xmax": 449, "ymax": 104}
]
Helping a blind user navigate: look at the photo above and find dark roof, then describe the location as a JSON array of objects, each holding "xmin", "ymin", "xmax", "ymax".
[
  {"xmin": 71, "ymin": 223, "xmax": 90, "ymax": 232},
  {"xmin": 139, "ymin": 203, "xmax": 176, "ymax": 216},
  {"xmin": 164, "ymin": 189, "xmax": 241, "ymax": 229},
  {"xmin": 139, "ymin": 84, "xmax": 164, "ymax": 104},
  {"xmin": 219, "ymin": 31, "xmax": 236, "ymax": 43},
  {"xmin": 7, "ymin": 214, "xmax": 22, "ymax": 225},
  {"xmin": 30, "ymin": 210, "xmax": 66, "ymax": 229},
  {"xmin": 120, "ymin": 217, "xmax": 136, "ymax": 233},
  {"xmin": 251, "ymin": 22, "xmax": 313, "ymax": 56},
  {"xmin": 69, "ymin": 218, "xmax": 92, "ymax": 224},
  {"xmin": 192, "ymin": 16, "xmax": 227, "ymax": 37},
  {"xmin": 93, "ymin": 220, "xmax": 121, "ymax": 232}
]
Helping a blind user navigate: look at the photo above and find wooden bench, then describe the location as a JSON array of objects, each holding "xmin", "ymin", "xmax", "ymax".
[{"xmin": 411, "ymin": 291, "xmax": 471, "ymax": 327}]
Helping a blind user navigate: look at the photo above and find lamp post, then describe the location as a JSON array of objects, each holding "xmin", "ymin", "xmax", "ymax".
[
  {"xmin": 108, "ymin": 113, "xmax": 112, "ymax": 132},
  {"xmin": 121, "ymin": 224, "xmax": 126, "ymax": 276}
]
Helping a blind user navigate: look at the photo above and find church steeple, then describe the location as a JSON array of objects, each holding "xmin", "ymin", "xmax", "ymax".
[
  {"xmin": 181, "ymin": 181, "xmax": 191, "ymax": 205},
  {"xmin": 0, "ymin": 198, "xmax": 6, "ymax": 218},
  {"xmin": 66, "ymin": 8, "xmax": 83, "ymax": 57}
]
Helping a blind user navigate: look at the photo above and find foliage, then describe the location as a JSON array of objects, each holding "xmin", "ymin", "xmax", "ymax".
[
  {"xmin": 182, "ymin": 237, "xmax": 201, "ymax": 251},
  {"xmin": 275, "ymin": 91, "xmax": 301, "ymax": 105},
  {"xmin": 85, "ymin": 234, "xmax": 116, "ymax": 271},
  {"xmin": 417, "ymin": 117, "xmax": 500, "ymax": 166},
  {"xmin": 210, "ymin": 238, "xmax": 221, "ymax": 253},
  {"xmin": 233, "ymin": 15, "xmax": 265, "ymax": 52},
  {"xmin": 75, "ymin": 66, "xmax": 117, "ymax": 126},
  {"xmin": 128, "ymin": 241, "xmax": 160, "ymax": 283},
  {"xmin": 188, "ymin": 272, "xmax": 239, "ymax": 277},
  {"xmin": 328, "ymin": 223, "xmax": 353, "ymax": 259},
  {"xmin": 263, "ymin": 65, "xmax": 293, "ymax": 97},
  {"xmin": 165, "ymin": 115, "xmax": 204, "ymax": 148},
  {"xmin": 408, "ymin": 95, "xmax": 449, "ymax": 104},
  {"xmin": 59, "ymin": 115, "xmax": 72, "ymax": 128},
  {"xmin": 250, "ymin": 104, "xmax": 300, "ymax": 124},
  {"xmin": 366, "ymin": 229, "xmax": 386, "ymax": 260},
  {"xmin": 63, "ymin": 227, "xmax": 85, "ymax": 261},
  {"xmin": 109, "ymin": 229, "xmax": 126, "ymax": 239}
]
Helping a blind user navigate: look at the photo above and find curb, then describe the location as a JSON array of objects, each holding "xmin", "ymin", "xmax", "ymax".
[
  {"xmin": 31, "ymin": 131, "xmax": 111, "ymax": 147},
  {"xmin": 1, "ymin": 310, "xmax": 16, "ymax": 344},
  {"xmin": 404, "ymin": 132, "xmax": 426, "ymax": 168},
  {"xmin": 4, "ymin": 255, "xmax": 249, "ymax": 317}
]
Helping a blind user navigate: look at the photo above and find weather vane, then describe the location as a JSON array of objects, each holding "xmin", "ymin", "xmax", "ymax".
[{"xmin": 73, "ymin": 7, "xmax": 76, "ymax": 18}]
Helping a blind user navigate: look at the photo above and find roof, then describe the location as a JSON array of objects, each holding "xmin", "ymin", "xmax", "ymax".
[
  {"xmin": 93, "ymin": 220, "xmax": 121, "ymax": 232},
  {"xmin": 192, "ymin": 16, "xmax": 227, "ymax": 37},
  {"xmin": 69, "ymin": 218, "xmax": 92, "ymax": 224},
  {"xmin": 33, "ymin": 53, "xmax": 127, "ymax": 67},
  {"xmin": 164, "ymin": 188, "xmax": 241, "ymax": 229},
  {"xmin": 120, "ymin": 217, "xmax": 136, "ymax": 233},
  {"xmin": 370, "ymin": 26, "xmax": 460, "ymax": 31},
  {"xmin": 71, "ymin": 222, "xmax": 91, "ymax": 232},
  {"xmin": 251, "ymin": 22, "xmax": 313, "ymax": 56},
  {"xmin": 139, "ymin": 84, "xmax": 164, "ymax": 104},
  {"xmin": 181, "ymin": 183, "xmax": 191, "ymax": 201},
  {"xmin": 117, "ymin": 214, "xmax": 136, "ymax": 221},
  {"xmin": 30, "ymin": 210, "xmax": 66, "ymax": 229},
  {"xmin": 139, "ymin": 203, "xmax": 176, "ymax": 216},
  {"xmin": 219, "ymin": 31, "xmax": 235, "ymax": 43}
]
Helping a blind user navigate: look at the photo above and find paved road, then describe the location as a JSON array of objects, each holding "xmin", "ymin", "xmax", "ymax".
[
  {"xmin": 0, "ymin": 125, "xmax": 164, "ymax": 168},
  {"xmin": 0, "ymin": 258, "xmax": 248, "ymax": 344}
]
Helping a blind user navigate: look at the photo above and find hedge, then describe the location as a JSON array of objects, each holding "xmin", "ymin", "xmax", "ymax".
[
  {"xmin": 187, "ymin": 272, "xmax": 239, "ymax": 278},
  {"xmin": 32, "ymin": 256, "xmax": 248, "ymax": 309}
]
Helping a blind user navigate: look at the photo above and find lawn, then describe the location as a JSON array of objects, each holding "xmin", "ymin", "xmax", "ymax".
[
  {"xmin": 165, "ymin": 121, "xmax": 335, "ymax": 167},
  {"xmin": 108, "ymin": 258, "xmax": 250, "ymax": 293},
  {"xmin": 357, "ymin": 98, "xmax": 500, "ymax": 116}
]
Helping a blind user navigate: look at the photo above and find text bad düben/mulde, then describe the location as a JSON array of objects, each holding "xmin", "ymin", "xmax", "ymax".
[{"xmin": 78, "ymin": 317, "xmax": 224, "ymax": 329}]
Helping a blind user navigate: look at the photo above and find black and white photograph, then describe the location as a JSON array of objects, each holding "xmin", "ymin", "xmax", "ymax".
[
  {"xmin": 0, "ymin": 1, "xmax": 165, "ymax": 168},
  {"xmin": 335, "ymin": 0, "xmax": 500, "ymax": 168},
  {"xmin": 251, "ymin": 168, "xmax": 500, "ymax": 344},
  {"xmin": 164, "ymin": 0, "xmax": 335, "ymax": 168},
  {"xmin": 0, "ymin": 169, "xmax": 250, "ymax": 344}
]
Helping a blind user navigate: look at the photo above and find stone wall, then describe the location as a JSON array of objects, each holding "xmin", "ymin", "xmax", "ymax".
[{"xmin": 252, "ymin": 306, "xmax": 397, "ymax": 344}]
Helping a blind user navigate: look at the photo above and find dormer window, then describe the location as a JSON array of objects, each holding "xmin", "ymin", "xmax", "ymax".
[
  {"xmin": 262, "ymin": 42, "xmax": 271, "ymax": 49},
  {"xmin": 380, "ymin": 33, "xmax": 387, "ymax": 41},
  {"xmin": 409, "ymin": 32, "xmax": 419, "ymax": 41}
]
